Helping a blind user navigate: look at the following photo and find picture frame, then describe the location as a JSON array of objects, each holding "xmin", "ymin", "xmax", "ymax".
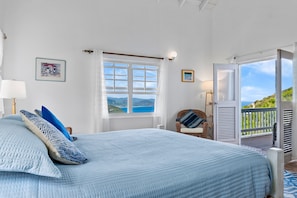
[
  {"xmin": 35, "ymin": 57, "xmax": 66, "ymax": 82},
  {"xmin": 181, "ymin": 69, "xmax": 195, "ymax": 82}
]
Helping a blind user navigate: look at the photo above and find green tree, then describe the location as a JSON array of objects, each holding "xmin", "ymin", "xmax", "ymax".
[{"xmin": 243, "ymin": 87, "xmax": 292, "ymax": 108}]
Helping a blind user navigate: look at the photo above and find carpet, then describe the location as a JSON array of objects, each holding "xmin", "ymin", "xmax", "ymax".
[{"xmin": 284, "ymin": 170, "xmax": 297, "ymax": 198}]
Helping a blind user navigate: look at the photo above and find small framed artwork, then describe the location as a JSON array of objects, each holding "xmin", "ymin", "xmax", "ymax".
[
  {"xmin": 181, "ymin": 69, "xmax": 195, "ymax": 82},
  {"xmin": 35, "ymin": 57, "xmax": 66, "ymax": 82}
]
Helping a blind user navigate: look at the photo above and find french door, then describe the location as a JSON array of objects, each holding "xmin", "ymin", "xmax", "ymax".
[
  {"xmin": 213, "ymin": 50, "xmax": 294, "ymax": 151},
  {"xmin": 213, "ymin": 64, "xmax": 240, "ymax": 144}
]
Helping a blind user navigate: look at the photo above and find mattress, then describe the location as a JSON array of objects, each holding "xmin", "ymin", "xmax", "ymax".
[{"xmin": 0, "ymin": 128, "xmax": 271, "ymax": 198}]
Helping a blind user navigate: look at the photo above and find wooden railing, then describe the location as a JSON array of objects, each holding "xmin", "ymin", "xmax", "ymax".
[{"xmin": 241, "ymin": 108, "xmax": 276, "ymax": 137}]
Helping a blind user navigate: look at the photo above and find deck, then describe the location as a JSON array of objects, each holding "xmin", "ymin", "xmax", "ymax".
[
  {"xmin": 241, "ymin": 133, "xmax": 273, "ymax": 151},
  {"xmin": 240, "ymin": 108, "xmax": 275, "ymax": 151}
]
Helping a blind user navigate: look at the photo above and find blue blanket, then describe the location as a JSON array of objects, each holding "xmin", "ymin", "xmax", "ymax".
[{"xmin": 0, "ymin": 128, "xmax": 271, "ymax": 197}]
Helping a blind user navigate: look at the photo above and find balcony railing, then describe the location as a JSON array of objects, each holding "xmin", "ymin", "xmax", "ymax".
[{"xmin": 241, "ymin": 108, "xmax": 276, "ymax": 137}]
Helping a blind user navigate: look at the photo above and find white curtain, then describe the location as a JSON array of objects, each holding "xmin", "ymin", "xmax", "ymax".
[
  {"xmin": 0, "ymin": 29, "xmax": 4, "ymax": 116},
  {"xmin": 292, "ymin": 42, "xmax": 297, "ymax": 159},
  {"xmin": 92, "ymin": 50, "xmax": 109, "ymax": 132},
  {"xmin": 153, "ymin": 59, "xmax": 168, "ymax": 129}
]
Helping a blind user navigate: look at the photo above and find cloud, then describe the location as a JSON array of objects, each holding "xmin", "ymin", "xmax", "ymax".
[
  {"xmin": 242, "ymin": 60, "xmax": 275, "ymax": 76},
  {"xmin": 242, "ymin": 59, "xmax": 292, "ymax": 77},
  {"xmin": 241, "ymin": 86, "xmax": 274, "ymax": 102}
]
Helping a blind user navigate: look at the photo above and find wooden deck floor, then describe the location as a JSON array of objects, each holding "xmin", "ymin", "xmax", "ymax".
[{"xmin": 241, "ymin": 134, "xmax": 273, "ymax": 151}]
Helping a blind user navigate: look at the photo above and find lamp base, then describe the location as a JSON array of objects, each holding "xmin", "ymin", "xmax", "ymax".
[{"xmin": 12, "ymin": 98, "xmax": 16, "ymax": 114}]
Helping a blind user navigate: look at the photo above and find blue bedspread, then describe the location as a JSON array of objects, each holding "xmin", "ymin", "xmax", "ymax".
[{"xmin": 0, "ymin": 128, "xmax": 271, "ymax": 197}]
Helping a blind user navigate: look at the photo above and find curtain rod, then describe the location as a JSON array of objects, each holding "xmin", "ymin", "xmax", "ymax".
[{"xmin": 82, "ymin": 49, "xmax": 174, "ymax": 60}]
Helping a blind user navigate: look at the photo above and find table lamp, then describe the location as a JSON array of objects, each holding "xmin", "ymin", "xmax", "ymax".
[{"xmin": 0, "ymin": 80, "xmax": 27, "ymax": 114}]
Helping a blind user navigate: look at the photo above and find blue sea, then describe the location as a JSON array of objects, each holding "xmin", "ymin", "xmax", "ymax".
[{"xmin": 121, "ymin": 106, "xmax": 154, "ymax": 113}]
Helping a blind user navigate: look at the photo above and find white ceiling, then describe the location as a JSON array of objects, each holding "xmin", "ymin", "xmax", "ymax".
[{"xmin": 158, "ymin": 0, "xmax": 218, "ymax": 11}]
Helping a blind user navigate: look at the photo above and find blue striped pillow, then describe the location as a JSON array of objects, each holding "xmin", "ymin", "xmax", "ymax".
[
  {"xmin": 179, "ymin": 110, "xmax": 204, "ymax": 128},
  {"xmin": 20, "ymin": 110, "xmax": 87, "ymax": 165}
]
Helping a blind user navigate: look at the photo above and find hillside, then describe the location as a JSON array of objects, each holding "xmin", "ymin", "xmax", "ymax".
[
  {"xmin": 108, "ymin": 97, "xmax": 155, "ymax": 113},
  {"xmin": 243, "ymin": 87, "xmax": 292, "ymax": 108}
]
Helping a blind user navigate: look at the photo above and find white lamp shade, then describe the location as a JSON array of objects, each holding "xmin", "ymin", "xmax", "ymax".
[
  {"xmin": 202, "ymin": 80, "xmax": 213, "ymax": 92},
  {"xmin": 0, "ymin": 80, "xmax": 27, "ymax": 99}
]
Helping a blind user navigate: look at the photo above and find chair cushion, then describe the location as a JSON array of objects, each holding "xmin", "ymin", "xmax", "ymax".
[
  {"xmin": 179, "ymin": 110, "xmax": 204, "ymax": 128},
  {"xmin": 180, "ymin": 126, "xmax": 204, "ymax": 133}
]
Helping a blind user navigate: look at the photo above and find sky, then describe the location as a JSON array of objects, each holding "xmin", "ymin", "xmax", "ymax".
[{"xmin": 240, "ymin": 58, "xmax": 293, "ymax": 102}]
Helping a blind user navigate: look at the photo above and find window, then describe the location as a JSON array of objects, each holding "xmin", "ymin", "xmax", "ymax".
[{"xmin": 104, "ymin": 59, "xmax": 159, "ymax": 114}]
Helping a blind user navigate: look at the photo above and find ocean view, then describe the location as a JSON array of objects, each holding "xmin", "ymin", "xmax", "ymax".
[{"xmin": 120, "ymin": 106, "xmax": 154, "ymax": 113}]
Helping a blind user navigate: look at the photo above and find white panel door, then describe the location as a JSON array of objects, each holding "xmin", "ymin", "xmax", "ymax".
[{"xmin": 213, "ymin": 64, "xmax": 240, "ymax": 144}]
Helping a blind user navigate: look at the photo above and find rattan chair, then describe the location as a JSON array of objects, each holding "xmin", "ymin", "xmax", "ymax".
[{"xmin": 176, "ymin": 109, "xmax": 208, "ymax": 138}]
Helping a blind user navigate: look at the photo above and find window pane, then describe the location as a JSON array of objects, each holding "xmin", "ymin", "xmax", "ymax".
[
  {"xmin": 105, "ymin": 80, "xmax": 114, "ymax": 88},
  {"xmin": 132, "ymin": 94, "xmax": 155, "ymax": 113},
  {"xmin": 147, "ymin": 70, "xmax": 157, "ymax": 84},
  {"xmin": 133, "ymin": 69, "xmax": 144, "ymax": 76},
  {"xmin": 107, "ymin": 94, "xmax": 128, "ymax": 113},
  {"xmin": 104, "ymin": 67, "xmax": 113, "ymax": 75},
  {"xmin": 146, "ymin": 82, "xmax": 157, "ymax": 89},
  {"xmin": 146, "ymin": 70, "xmax": 157, "ymax": 77},
  {"xmin": 115, "ymin": 68, "xmax": 127, "ymax": 75},
  {"xmin": 115, "ymin": 75, "xmax": 127, "ymax": 80},
  {"xmin": 115, "ymin": 80, "xmax": 127, "ymax": 88},
  {"xmin": 104, "ymin": 62, "xmax": 113, "ymax": 67},
  {"xmin": 132, "ymin": 64, "xmax": 145, "ymax": 69},
  {"xmin": 133, "ymin": 70, "xmax": 145, "ymax": 81},
  {"xmin": 104, "ymin": 75, "xmax": 114, "ymax": 80},
  {"xmin": 146, "ymin": 65, "xmax": 158, "ymax": 70},
  {"xmin": 133, "ymin": 81, "xmax": 144, "ymax": 89},
  {"xmin": 115, "ymin": 63, "xmax": 129, "ymax": 67}
]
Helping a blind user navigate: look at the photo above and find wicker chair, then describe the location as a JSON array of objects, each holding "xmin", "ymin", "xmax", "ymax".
[{"xmin": 176, "ymin": 109, "xmax": 208, "ymax": 138}]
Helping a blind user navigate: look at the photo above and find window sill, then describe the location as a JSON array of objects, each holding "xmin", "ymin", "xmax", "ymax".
[{"xmin": 108, "ymin": 113, "xmax": 156, "ymax": 119}]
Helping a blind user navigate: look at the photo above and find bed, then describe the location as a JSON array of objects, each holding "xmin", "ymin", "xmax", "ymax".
[{"xmin": 0, "ymin": 112, "xmax": 283, "ymax": 198}]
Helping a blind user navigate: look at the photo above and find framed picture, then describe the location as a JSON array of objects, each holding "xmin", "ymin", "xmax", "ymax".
[
  {"xmin": 35, "ymin": 57, "xmax": 66, "ymax": 82},
  {"xmin": 181, "ymin": 69, "xmax": 195, "ymax": 82}
]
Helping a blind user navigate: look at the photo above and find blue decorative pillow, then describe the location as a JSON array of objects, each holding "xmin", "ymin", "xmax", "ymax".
[
  {"xmin": 0, "ymin": 116, "xmax": 61, "ymax": 178},
  {"xmin": 179, "ymin": 110, "xmax": 205, "ymax": 128},
  {"xmin": 34, "ymin": 109, "xmax": 42, "ymax": 117},
  {"xmin": 20, "ymin": 110, "xmax": 87, "ymax": 165},
  {"xmin": 41, "ymin": 106, "xmax": 73, "ymax": 141}
]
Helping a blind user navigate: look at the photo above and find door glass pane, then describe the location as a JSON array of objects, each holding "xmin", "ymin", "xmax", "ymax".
[{"xmin": 217, "ymin": 70, "xmax": 235, "ymax": 101}]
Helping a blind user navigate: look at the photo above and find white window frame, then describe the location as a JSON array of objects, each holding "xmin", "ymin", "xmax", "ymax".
[{"xmin": 103, "ymin": 56, "xmax": 160, "ymax": 116}]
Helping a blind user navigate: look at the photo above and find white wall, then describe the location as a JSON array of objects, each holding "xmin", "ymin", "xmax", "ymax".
[
  {"xmin": 1, "ymin": 0, "xmax": 213, "ymax": 133},
  {"xmin": 212, "ymin": 0, "xmax": 297, "ymax": 63},
  {"xmin": 0, "ymin": 0, "xmax": 3, "ymax": 27}
]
